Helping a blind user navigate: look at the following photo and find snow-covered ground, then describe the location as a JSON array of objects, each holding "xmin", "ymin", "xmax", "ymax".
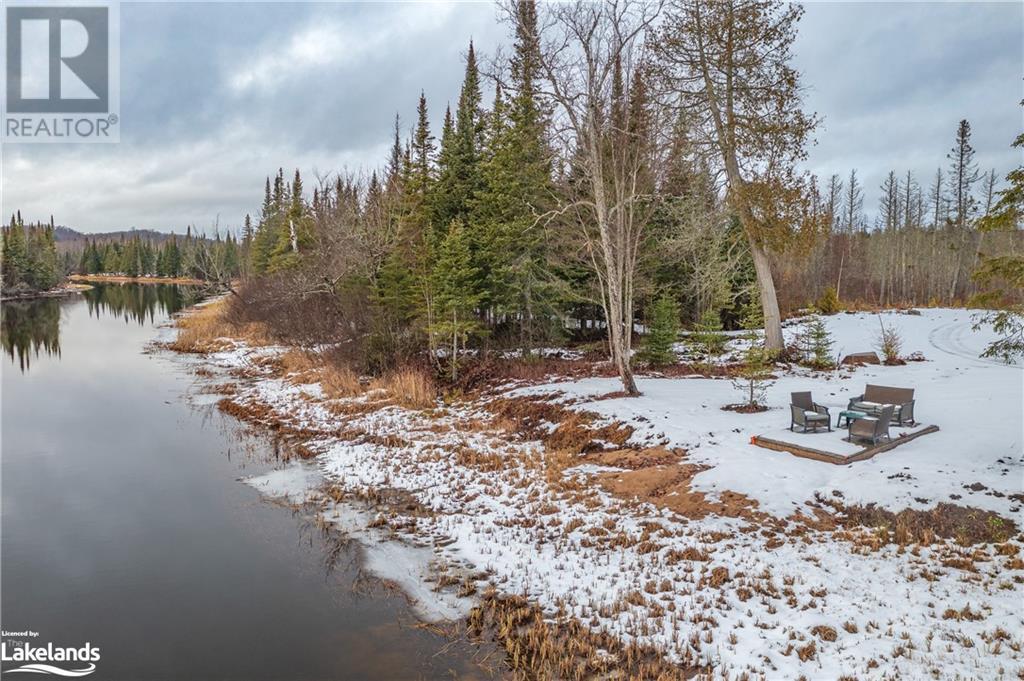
[
  {"xmin": 522, "ymin": 309, "xmax": 1023, "ymax": 519},
  {"xmin": 182, "ymin": 308, "xmax": 1024, "ymax": 679}
]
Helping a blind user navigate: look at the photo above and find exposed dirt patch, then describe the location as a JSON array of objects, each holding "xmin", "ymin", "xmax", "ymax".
[
  {"xmin": 585, "ymin": 446, "xmax": 682, "ymax": 470},
  {"xmin": 592, "ymin": 456, "xmax": 764, "ymax": 522}
]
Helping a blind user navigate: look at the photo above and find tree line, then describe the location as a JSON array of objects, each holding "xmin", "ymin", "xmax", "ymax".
[
  {"xmin": 1, "ymin": 213, "xmax": 61, "ymax": 295},
  {"xmin": 75, "ymin": 228, "xmax": 242, "ymax": 281},
  {"xmin": 777, "ymin": 119, "xmax": 1021, "ymax": 311},
  {"xmin": 6, "ymin": 1, "xmax": 1016, "ymax": 380},
  {"xmin": 230, "ymin": 0, "xmax": 1021, "ymax": 391}
]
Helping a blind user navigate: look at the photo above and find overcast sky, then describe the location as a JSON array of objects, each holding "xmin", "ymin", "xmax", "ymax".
[{"xmin": 2, "ymin": 1, "xmax": 1021, "ymax": 234}]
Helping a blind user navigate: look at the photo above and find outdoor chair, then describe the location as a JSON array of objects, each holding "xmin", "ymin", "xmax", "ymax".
[
  {"xmin": 848, "ymin": 405, "xmax": 894, "ymax": 445},
  {"xmin": 848, "ymin": 384, "xmax": 915, "ymax": 426},
  {"xmin": 790, "ymin": 391, "xmax": 831, "ymax": 433}
]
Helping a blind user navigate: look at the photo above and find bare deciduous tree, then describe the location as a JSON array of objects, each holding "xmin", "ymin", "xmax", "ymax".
[{"xmin": 525, "ymin": 0, "xmax": 665, "ymax": 395}]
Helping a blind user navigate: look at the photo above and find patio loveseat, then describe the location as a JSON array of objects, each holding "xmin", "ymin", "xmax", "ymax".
[{"xmin": 847, "ymin": 384, "xmax": 915, "ymax": 426}]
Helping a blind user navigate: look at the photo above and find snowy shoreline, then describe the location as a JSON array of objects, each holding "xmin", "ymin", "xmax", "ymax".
[{"xmin": 174, "ymin": 307, "xmax": 1024, "ymax": 679}]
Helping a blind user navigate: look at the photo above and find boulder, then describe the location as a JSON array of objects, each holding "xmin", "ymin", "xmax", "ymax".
[{"xmin": 841, "ymin": 351, "xmax": 881, "ymax": 366}]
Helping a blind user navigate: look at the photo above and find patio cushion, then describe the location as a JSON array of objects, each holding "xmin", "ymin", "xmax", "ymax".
[
  {"xmin": 804, "ymin": 411, "xmax": 828, "ymax": 420},
  {"xmin": 852, "ymin": 401, "xmax": 900, "ymax": 414}
]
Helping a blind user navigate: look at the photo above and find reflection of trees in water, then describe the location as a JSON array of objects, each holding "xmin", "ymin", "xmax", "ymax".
[
  {"xmin": 2, "ymin": 284, "xmax": 201, "ymax": 371},
  {"xmin": 84, "ymin": 283, "xmax": 200, "ymax": 325},
  {"xmin": 1, "ymin": 298, "xmax": 61, "ymax": 372}
]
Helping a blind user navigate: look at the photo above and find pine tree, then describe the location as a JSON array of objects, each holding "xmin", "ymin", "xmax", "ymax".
[
  {"xmin": 2, "ymin": 216, "xmax": 28, "ymax": 289},
  {"xmin": 431, "ymin": 105, "xmax": 459, "ymax": 242},
  {"xmin": 639, "ymin": 295, "xmax": 680, "ymax": 366},
  {"xmin": 815, "ymin": 285, "xmax": 840, "ymax": 315},
  {"xmin": 690, "ymin": 308, "xmax": 726, "ymax": 360},
  {"xmin": 800, "ymin": 316, "xmax": 835, "ymax": 369},
  {"xmin": 469, "ymin": 1, "xmax": 556, "ymax": 352},
  {"xmin": 972, "ymin": 115, "xmax": 1024, "ymax": 362},
  {"xmin": 267, "ymin": 169, "xmax": 314, "ymax": 272},
  {"xmin": 731, "ymin": 336, "xmax": 774, "ymax": 408},
  {"xmin": 947, "ymin": 119, "xmax": 981, "ymax": 300},
  {"xmin": 431, "ymin": 219, "xmax": 483, "ymax": 380}
]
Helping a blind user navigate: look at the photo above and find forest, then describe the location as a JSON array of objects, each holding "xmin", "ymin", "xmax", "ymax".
[
  {"xmin": 0, "ymin": 214, "xmax": 62, "ymax": 296},
  {"xmin": 74, "ymin": 229, "xmax": 242, "ymax": 281},
  {"xmin": 0, "ymin": 214, "xmax": 244, "ymax": 296},
  {"xmin": 226, "ymin": 0, "xmax": 1022, "ymax": 392}
]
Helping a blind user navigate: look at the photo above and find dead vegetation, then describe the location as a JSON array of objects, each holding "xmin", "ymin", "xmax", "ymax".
[
  {"xmin": 485, "ymin": 394, "xmax": 634, "ymax": 455},
  {"xmin": 467, "ymin": 589, "xmax": 705, "ymax": 680},
  {"xmin": 169, "ymin": 298, "xmax": 269, "ymax": 353},
  {"xmin": 826, "ymin": 500, "xmax": 1018, "ymax": 546},
  {"xmin": 369, "ymin": 368, "xmax": 436, "ymax": 409}
]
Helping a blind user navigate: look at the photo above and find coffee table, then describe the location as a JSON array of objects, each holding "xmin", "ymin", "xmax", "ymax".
[{"xmin": 837, "ymin": 410, "xmax": 868, "ymax": 428}]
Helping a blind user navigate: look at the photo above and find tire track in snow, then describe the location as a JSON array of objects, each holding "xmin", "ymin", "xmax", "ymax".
[{"xmin": 928, "ymin": 319, "xmax": 1018, "ymax": 368}]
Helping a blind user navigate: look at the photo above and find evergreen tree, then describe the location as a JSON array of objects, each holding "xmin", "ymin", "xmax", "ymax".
[
  {"xmin": 638, "ymin": 295, "xmax": 680, "ymax": 365},
  {"xmin": 2, "ymin": 216, "xmax": 28, "ymax": 289},
  {"xmin": 470, "ymin": 1, "xmax": 556, "ymax": 351},
  {"xmin": 800, "ymin": 316, "xmax": 835, "ymax": 369},
  {"xmin": 431, "ymin": 220, "xmax": 483, "ymax": 380},
  {"xmin": 268, "ymin": 169, "xmax": 314, "ymax": 271},
  {"xmin": 972, "ymin": 115, "xmax": 1024, "ymax": 362},
  {"xmin": 815, "ymin": 285, "xmax": 840, "ymax": 315},
  {"xmin": 690, "ymin": 308, "xmax": 726, "ymax": 359},
  {"xmin": 731, "ymin": 336, "xmax": 774, "ymax": 408}
]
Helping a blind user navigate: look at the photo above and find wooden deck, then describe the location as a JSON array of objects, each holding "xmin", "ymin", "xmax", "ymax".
[{"xmin": 751, "ymin": 425, "xmax": 940, "ymax": 465}]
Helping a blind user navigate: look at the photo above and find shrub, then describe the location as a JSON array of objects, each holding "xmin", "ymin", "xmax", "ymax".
[
  {"xmin": 815, "ymin": 286, "xmax": 841, "ymax": 315},
  {"xmin": 874, "ymin": 316, "xmax": 903, "ymax": 364},
  {"xmin": 638, "ymin": 295, "xmax": 680, "ymax": 366}
]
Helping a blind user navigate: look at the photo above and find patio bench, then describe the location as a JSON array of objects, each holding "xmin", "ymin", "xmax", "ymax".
[{"xmin": 847, "ymin": 384, "xmax": 915, "ymax": 426}]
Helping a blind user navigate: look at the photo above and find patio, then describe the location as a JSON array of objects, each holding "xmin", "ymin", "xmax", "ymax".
[{"xmin": 751, "ymin": 422, "xmax": 939, "ymax": 464}]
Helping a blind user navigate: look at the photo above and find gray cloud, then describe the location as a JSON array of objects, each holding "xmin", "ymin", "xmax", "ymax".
[
  {"xmin": 2, "ymin": 1, "xmax": 1020, "ymax": 233},
  {"xmin": 795, "ymin": 1, "xmax": 1022, "ymax": 219}
]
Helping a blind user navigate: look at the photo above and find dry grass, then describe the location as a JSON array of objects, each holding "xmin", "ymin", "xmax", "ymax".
[
  {"xmin": 169, "ymin": 298, "xmax": 268, "ymax": 353},
  {"xmin": 827, "ymin": 500, "xmax": 1018, "ymax": 546},
  {"xmin": 466, "ymin": 589, "xmax": 703, "ymax": 680},
  {"xmin": 319, "ymin": 361, "xmax": 364, "ymax": 399},
  {"xmin": 369, "ymin": 368, "xmax": 436, "ymax": 409}
]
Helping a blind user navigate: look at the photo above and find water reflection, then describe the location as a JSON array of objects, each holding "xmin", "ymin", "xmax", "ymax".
[
  {"xmin": 83, "ymin": 282, "xmax": 201, "ymax": 325},
  {"xmin": 1, "ymin": 283, "xmax": 199, "ymax": 372},
  {"xmin": 0, "ymin": 299, "xmax": 61, "ymax": 372}
]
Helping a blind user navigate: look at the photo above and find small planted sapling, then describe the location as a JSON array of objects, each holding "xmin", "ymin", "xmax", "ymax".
[
  {"xmin": 800, "ymin": 316, "xmax": 835, "ymax": 370},
  {"xmin": 874, "ymin": 316, "xmax": 903, "ymax": 365}
]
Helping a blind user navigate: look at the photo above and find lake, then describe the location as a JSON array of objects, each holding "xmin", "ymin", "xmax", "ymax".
[{"xmin": 1, "ymin": 283, "xmax": 494, "ymax": 680}]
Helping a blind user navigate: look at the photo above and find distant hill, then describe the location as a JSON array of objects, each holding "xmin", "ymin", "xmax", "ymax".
[{"xmin": 54, "ymin": 226, "xmax": 183, "ymax": 245}]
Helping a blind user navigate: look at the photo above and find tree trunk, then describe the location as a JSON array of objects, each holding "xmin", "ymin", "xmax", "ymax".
[
  {"xmin": 603, "ymin": 275, "xmax": 640, "ymax": 396},
  {"xmin": 748, "ymin": 237, "xmax": 785, "ymax": 352}
]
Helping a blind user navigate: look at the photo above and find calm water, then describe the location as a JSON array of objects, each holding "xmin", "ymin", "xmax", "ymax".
[{"xmin": 1, "ymin": 284, "xmax": 491, "ymax": 680}]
